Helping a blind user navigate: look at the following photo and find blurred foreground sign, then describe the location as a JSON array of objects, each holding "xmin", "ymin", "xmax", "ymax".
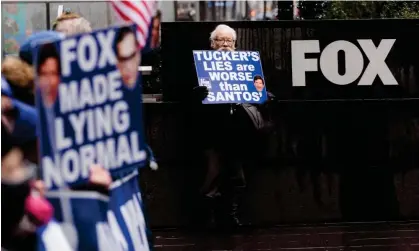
[{"xmin": 33, "ymin": 24, "xmax": 148, "ymax": 190}]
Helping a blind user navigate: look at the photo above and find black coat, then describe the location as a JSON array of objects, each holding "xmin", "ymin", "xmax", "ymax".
[{"xmin": 187, "ymin": 88, "xmax": 276, "ymax": 158}]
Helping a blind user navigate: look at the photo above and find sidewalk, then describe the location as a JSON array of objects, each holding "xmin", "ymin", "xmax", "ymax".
[{"xmin": 153, "ymin": 221, "xmax": 419, "ymax": 251}]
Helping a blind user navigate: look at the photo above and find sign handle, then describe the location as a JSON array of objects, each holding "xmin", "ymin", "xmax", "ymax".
[{"xmin": 57, "ymin": 5, "xmax": 64, "ymax": 17}]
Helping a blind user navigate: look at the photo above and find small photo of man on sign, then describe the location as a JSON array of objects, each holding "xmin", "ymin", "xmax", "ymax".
[
  {"xmin": 115, "ymin": 26, "xmax": 140, "ymax": 89},
  {"xmin": 253, "ymin": 75, "xmax": 265, "ymax": 92}
]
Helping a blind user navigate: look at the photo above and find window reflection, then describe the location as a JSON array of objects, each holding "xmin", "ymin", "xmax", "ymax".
[{"xmin": 175, "ymin": 1, "xmax": 197, "ymax": 21}]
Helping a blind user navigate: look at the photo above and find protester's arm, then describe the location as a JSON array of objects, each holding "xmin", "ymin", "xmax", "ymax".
[{"xmin": 72, "ymin": 145, "xmax": 158, "ymax": 195}]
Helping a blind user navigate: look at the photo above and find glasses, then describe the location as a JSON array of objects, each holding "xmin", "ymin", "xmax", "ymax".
[
  {"xmin": 117, "ymin": 51, "xmax": 138, "ymax": 63},
  {"xmin": 214, "ymin": 38, "xmax": 235, "ymax": 45}
]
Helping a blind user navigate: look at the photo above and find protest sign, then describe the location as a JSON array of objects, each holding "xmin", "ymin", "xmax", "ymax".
[
  {"xmin": 33, "ymin": 24, "xmax": 148, "ymax": 190},
  {"xmin": 37, "ymin": 219, "xmax": 73, "ymax": 251},
  {"xmin": 193, "ymin": 50, "xmax": 267, "ymax": 104},
  {"xmin": 108, "ymin": 170, "xmax": 150, "ymax": 251},
  {"xmin": 40, "ymin": 170, "xmax": 150, "ymax": 251},
  {"xmin": 42, "ymin": 191, "xmax": 123, "ymax": 251}
]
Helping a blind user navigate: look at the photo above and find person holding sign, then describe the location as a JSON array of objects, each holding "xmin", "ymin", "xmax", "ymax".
[
  {"xmin": 115, "ymin": 26, "xmax": 141, "ymax": 89},
  {"xmin": 189, "ymin": 24, "xmax": 277, "ymax": 230},
  {"xmin": 30, "ymin": 24, "xmax": 156, "ymax": 251},
  {"xmin": 190, "ymin": 24, "xmax": 247, "ymax": 229}
]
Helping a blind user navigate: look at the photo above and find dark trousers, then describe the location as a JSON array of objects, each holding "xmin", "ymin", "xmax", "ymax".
[
  {"xmin": 201, "ymin": 148, "xmax": 246, "ymax": 198},
  {"xmin": 186, "ymin": 105, "xmax": 257, "ymax": 226}
]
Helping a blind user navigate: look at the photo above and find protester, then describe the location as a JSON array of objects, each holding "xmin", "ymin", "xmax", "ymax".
[
  {"xmin": 189, "ymin": 24, "xmax": 276, "ymax": 230},
  {"xmin": 52, "ymin": 9, "xmax": 92, "ymax": 35},
  {"xmin": 2, "ymin": 30, "xmax": 125, "ymax": 250},
  {"xmin": 1, "ymin": 84, "xmax": 53, "ymax": 251},
  {"xmin": 2, "ymin": 11, "xmax": 157, "ymax": 247},
  {"xmin": 47, "ymin": 17, "xmax": 156, "ymax": 249},
  {"xmin": 1, "ymin": 31, "xmax": 60, "ymax": 251}
]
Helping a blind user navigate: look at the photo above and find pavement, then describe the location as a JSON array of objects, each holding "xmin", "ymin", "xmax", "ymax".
[{"xmin": 153, "ymin": 221, "xmax": 419, "ymax": 251}]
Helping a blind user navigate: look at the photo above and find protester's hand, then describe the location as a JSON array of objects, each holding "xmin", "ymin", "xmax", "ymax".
[
  {"xmin": 89, "ymin": 164, "xmax": 112, "ymax": 189},
  {"xmin": 257, "ymin": 92, "xmax": 277, "ymax": 115},
  {"xmin": 192, "ymin": 86, "xmax": 209, "ymax": 101},
  {"xmin": 31, "ymin": 180, "xmax": 46, "ymax": 197},
  {"xmin": 71, "ymin": 164, "xmax": 111, "ymax": 195},
  {"xmin": 261, "ymin": 92, "xmax": 276, "ymax": 105},
  {"xmin": 268, "ymin": 92, "xmax": 276, "ymax": 101}
]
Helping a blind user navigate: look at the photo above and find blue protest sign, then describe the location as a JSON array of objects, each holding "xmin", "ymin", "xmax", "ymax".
[
  {"xmin": 193, "ymin": 50, "xmax": 267, "ymax": 104},
  {"xmin": 108, "ymin": 170, "xmax": 150, "ymax": 251},
  {"xmin": 37, "ymin": 219, "xmax": 73, "ymax": 251},
  {"xmin": 33, "ymin": 24, "xmax": 148, "ymax": 190},
  {"xmin": 44, "ymin": 191, "xmax": 122, "ymax": 251},
  {"xmin": 41, "ymin": 170, "xmax": 151, "ymax": 251}
]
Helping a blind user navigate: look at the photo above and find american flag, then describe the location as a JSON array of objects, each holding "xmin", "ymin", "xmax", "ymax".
[{"xmin": 110, "ymin": 0, "xmax": 157, "ymax": 49}]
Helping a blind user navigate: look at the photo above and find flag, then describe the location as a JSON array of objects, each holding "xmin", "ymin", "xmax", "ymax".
[{"xmin": 110, "ymin": 0, "xmax": 156, "ymax": 49}]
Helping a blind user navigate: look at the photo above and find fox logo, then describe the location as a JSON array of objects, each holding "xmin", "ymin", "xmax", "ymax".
[{"xmin": 291, "ymin": 39, "xmax": 398, "ymax": 86}]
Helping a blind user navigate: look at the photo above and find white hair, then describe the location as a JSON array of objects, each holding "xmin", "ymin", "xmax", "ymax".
[
  {"xmin": 56, "ymin": 17, "xmax": 92, "ymax": 36},
  {"xmin": 210, "ymin": 24, "xmax": 237, "ymax": 41}
]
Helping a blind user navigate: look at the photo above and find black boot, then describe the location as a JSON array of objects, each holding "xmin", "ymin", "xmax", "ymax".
[
  {"xmin": 188, "ymin": 194, "xmax": 217, "ymax": 231},
  {"xmin": 203, "ymin": 195, "xmax": 218, "ymax": 230},
  {"xmin": 214, "ymin": 189, "xmax": 244, "ymax": 230},
  {"xmin": 229, "ymin": 197, "xmax": 243, "ymax": 228}
]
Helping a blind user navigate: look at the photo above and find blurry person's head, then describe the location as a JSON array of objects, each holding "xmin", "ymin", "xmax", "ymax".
[
  {"xmin": 53, "ymin": 11, "xmax": 92, "ymax": 36},
  {"xmin": 115, "ymin": 26, "xmax": 140, "ymax": 89},
  {"xmin": 19, "ymin": 31, "xmax": 64, "ymax": 66},
  {"xmin": 253, "ymin": 75, "xmax": 265, "ymax": 92},
  {"xmin": 1, "ymin": 56, "xmax": 35, "ymax": 93},
  {"xmin": 37, "ymin": 43, "xmax": 61, "ymax": 108},
  {"xmin": 210, "ymin": 24, "xmax": 236, "ymax": 51},
  {"xmin": 2, "ymin": 31, "xmax": 62, "ymax": 99}
]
